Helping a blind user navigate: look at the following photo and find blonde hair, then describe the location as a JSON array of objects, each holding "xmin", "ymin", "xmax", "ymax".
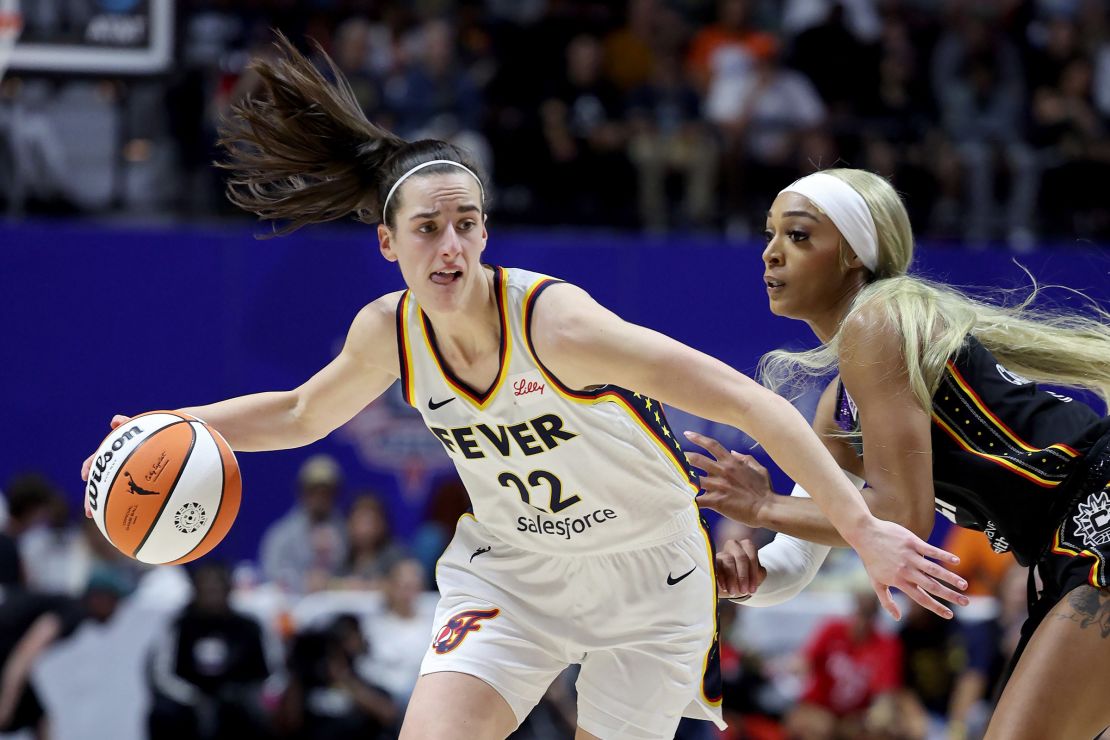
[{"xmin": 759, "ymin": 168, "xmax": 1110, "ymax": 411}]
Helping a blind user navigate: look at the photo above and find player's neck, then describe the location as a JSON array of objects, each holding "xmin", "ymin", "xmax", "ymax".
[
  {"xmin": 807, "ymin": 282, "xmax": 864, "ymax": 344},
  {"xmin": 423, "ymin": 267, "xmax": 500, "ymax": 363}
]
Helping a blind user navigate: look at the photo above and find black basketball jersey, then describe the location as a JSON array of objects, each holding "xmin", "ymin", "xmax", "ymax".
[{"xmin": 835, "ymin": 335, "xmax": 1110, "ymax": 565}]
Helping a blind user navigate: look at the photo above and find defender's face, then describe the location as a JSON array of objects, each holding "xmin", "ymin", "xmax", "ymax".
[
  {"xmin": 379, "ymin": 172, "xmax": 488, "ymax": 313},
  {"xmin": 761, "ymin": 192, "xmax": 857, "ymax": 321}
]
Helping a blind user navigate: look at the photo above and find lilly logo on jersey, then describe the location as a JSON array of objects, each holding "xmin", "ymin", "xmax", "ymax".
[
  {"xmin": 508, "ymin": 371, "xmax": 547, "ymax": 407},
  {"xmin": 432, "ymin": 608, "xmax": 500, "ymax": 654}
]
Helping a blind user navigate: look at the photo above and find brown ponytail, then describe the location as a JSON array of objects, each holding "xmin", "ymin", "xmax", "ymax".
[{"xmin": 219, "ymin": 33, "xmax": 486, "ymax": 235}]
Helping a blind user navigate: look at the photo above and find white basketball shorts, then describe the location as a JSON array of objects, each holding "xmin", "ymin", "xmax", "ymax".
[{"xmin": 419, "ymin": 506, "xmax": 726, "ymax": 739}]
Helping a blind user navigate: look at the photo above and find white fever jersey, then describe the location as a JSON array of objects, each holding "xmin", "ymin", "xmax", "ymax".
[{"xmin": 396, "ymin": 266, "xmax": 702, "ymax": 555}]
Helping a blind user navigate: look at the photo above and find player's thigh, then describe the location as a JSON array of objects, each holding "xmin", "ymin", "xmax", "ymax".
[
  {"xmin": 423, "ymin": 521, "xmax": 574, "ymax": 730},
  {"xmin": 400, "ymin": 671, "xmax": 517, "ymax": 740},
  {"xmin": 986, "ymin": 585, "xmax": 1110, "ymax": 740},
  {"xmin": 575, "ymin": 636, "xmax": 709, "ymax": 740}
]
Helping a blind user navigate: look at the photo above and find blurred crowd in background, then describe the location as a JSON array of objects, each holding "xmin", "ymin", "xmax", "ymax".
[
  {"xmin": 1, "ymin": 458, "xmax": 1033, "ymax": 740},
  {"xmin": 6, "ymin": 0, "xmax": 1110, "ymax": 247},
  {"xmin": 2, "ymin": 0, "xmax": 1105, "ymax": 738}
]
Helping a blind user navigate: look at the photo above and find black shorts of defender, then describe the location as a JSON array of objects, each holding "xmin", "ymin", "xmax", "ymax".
[{"xmin": 1008, "ymin": 436, "xmax": 1110, "ymax": 682}]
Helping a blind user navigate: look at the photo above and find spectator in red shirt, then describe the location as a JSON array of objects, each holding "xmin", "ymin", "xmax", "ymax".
[{"xmin": 786, "ymin": 591, "xmax": 903, "ymax": 740}]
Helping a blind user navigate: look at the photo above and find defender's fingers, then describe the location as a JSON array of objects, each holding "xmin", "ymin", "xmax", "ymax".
[
  {"xmin": 738, "ymin": 539, "xmax": 765, "ymax": 590},
  {"xmin": 716, "ymin": 551, "xmax": 741, "ymax": 596},
  {"xmin": 685, "ymin": 451, "xmax": 724, "ymax": 473},
  {"xmin": 683, "ymin": 431, "xmax": 731, "ymax": 460},
  {"xmin": 732, "ymin": 451, "xmax": 766, "ymax": 472},
  {"xmin": 906, "ymin": 585, "xmax": 954, "ymax": 620},
  {"xmin": 110, "ymin": 415, "xmax": 130, "ymax": 429},
  {"xmin": 875, "ymin": 584, "xmax": 902, "ymax": 621}
]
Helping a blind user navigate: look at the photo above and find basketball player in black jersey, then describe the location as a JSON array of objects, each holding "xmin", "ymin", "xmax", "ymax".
[{"xmin": 687, "ymin": 168, "xmax": 1110, "ymax": 740}]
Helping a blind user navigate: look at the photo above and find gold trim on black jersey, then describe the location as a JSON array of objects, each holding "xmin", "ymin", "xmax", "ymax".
[{"xmin": 932, "ymin": 361, "xmax": 1079, "ymax": 488}]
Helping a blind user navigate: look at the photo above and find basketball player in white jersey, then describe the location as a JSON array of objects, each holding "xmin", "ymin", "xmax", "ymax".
[{"xmin": 83, "ymin": 38, "xmax": 966, "ymax": 739}]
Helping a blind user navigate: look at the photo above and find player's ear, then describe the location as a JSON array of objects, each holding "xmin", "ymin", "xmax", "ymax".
[{"xmin": 379, "ymin": 223, "xmax": 397, "ymax": 262}]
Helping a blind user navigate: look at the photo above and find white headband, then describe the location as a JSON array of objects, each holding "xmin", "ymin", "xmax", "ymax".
[
  {"xmin": 779, "ymin": 173, "xmax": 879, "ymax": 271},
  {"xmin": 381, "ymin": 159, "xmax": 484, "ymax": 221}
]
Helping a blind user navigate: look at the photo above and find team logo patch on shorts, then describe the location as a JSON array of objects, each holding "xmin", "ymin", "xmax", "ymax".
[
  {"xmin": 432, "ymin": 608, "xmax": 500, "ymax": 654},
  {"xmin": 1073, "ymin": 490, "xmax": 1110, "ymax": 547}
]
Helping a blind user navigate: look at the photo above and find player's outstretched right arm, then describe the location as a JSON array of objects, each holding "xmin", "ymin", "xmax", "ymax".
[{"xmin": 82, "ymin": 293, "xmax": 402, "ymax": 474}]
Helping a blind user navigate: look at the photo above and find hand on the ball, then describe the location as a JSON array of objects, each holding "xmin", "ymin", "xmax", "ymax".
[
  {"xmin": 715, "ymin": 538, "xmax": 766, "ymax": 598},
  {"xmin": 82, "ymin": 415, "xmax": 132, "ymax": 518}
]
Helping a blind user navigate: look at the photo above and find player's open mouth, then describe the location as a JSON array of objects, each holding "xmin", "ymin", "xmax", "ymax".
[
  {"xmin": 431, "ymin": 270, "xmax": 462, "ymax": 285},
  {"xmin": 765, "ymin": 278, "xmax": 785, "ymax": 292}
]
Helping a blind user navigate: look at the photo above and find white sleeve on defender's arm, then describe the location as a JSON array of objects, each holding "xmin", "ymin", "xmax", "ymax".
[{"xmin": 730, "ymin": 471, "xmax": 866, "ymax": 608}]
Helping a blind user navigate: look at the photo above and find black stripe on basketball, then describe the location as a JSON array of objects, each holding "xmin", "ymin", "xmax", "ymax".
[
  {"xmin": 170, "ymin": 422, "xmax": 227, "ymax": 563},
  {"xmin": 132, "ymin": 422, "xmax": 198, "ymax": 557},
  {"xmin": 98, "ymin": 418, "xmax": 192, "ymax": 544}
]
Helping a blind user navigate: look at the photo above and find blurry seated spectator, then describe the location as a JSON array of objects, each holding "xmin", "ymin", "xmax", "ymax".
[
  {"xmin": 685, "ymin": 0, "xmax": 779, "ymax": 95},
  {"xmin": 361, "ymin": 558, "xmax": 431, "ymax": 705},
  {"xmin": 411, "ymin": 475, "xmax": 470, "ymax": 585},
  {"xmin": 932, "ymin": 11, "xmax": 1038, "ymax": 246},
  {"xmin": 603, "ymin": 0, "xmax": 661, "ymax": 93},
  {"xmin": 386, "ymin": 18, "xmax": 491, "ymax": 177},
  {"xmin": 0, "ymin": 572, "xmax": 124, "ymax": 739},
  {"xmin": 940, "ymin": 560, "xmax": 1022, "ymax": 740},
  {"xmin": 147, "ymin": 562, "xmax": 275, "ymax": 740},
  {"xmin": 539, "ymin": 33, "xmax": 634, "ymax": 226},
  {"xmin": 0, "ymin": 473, "xmax": 57, "ymax": 588},
  {"xmin": 260, "ymin": 454, "xmax": 347, "ymax": 593},
  {"xmin": 785, "ymin": 1, "xmax": 881, "ymax": 120},
  {"xmin": 705, "ymin": 38, "xmax": 826, "ymax": 235},
  {"xmin": 3, "ymin": 473, "xmax": 54, "ymax": 540},
  {"xmin": 1031, "ymin": 55, "xmax": 1110, "ymax": 240},
  {"xmin": 897, "ymin": 602, "xmax": 967, "ymax": 737},
  {"xmin": 718, "ymin": 601, "xmax": 788, "ymax": 740},
  {"xmin": 279, "ymin": 614, "xmax": 398, "ymax": 740},
  {"xmin": 80, "ymin": 517, "xmax": 148, "ymax": 593},
  {"xmin": 785, "ymin": 591, "xmax": 903, "ymax": 740},
  {"xmin": 336, "ymin": 493, "xmax": 408, "ymax": 589},
  {"xmin": 21, "ymin": 492, "xmax": 91, "ymax": 596},
  {"xmin": 626, "ymin": 54, "xmax": 719, "ymax": 232}
]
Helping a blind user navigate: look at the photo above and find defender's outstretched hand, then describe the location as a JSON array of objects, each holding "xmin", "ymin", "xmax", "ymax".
[
  {"xmin": 81, "ymin": 415, "xmax": 132, "ymax": 518},
  {"xmin": 686, "ymin": 431, "xmax": 968, "ymax": 620},
  {"xmin": 685, "ymin": 431, "xmax": 774, "ymax": 527}
]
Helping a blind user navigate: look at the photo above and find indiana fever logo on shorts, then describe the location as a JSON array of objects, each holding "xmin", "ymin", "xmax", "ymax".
[{"xmin": 432, "ymin": 608, "xmax": 500, "ymax": 654}]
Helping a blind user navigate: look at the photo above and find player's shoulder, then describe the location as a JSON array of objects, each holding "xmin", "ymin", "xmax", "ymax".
[{"xmin": 346, "ymin": 291, "xmax": 404, "ymax": 357}]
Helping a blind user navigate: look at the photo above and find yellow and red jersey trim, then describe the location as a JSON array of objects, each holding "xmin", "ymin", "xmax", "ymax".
[
  {"xmin": 946, "ymin": 362, "xmax": 1081, "ymax": 458},
  {"xmin": 395, "ymin": 290, "xmax": 416, "ymax": 407},
  {"xmin": 1050, "ymin": 526, "xmax": 1103, "ymax": 588},
  {"xmin": 520, "ymin": 278, "xmax": 699, "ymax": 494},
  {"xmin": 417, "ymin": 266, "xmax": 513, "ymax": 410},
  {"xmin": 931, "ymin": 413, "xmax": 1062, "ymax": 488},
  {"xmin": 697, "ymin": 508, "xmax": 723, "ymax": 707}
]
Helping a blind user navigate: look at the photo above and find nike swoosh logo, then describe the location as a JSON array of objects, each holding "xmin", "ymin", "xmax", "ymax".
[
  {"xmin": 667, "ymin": 566, "xmax": 697, "ymax": 586},
  {"xmin": 428, "ymin": 397, "xmax": 456, "ymax": 410}
]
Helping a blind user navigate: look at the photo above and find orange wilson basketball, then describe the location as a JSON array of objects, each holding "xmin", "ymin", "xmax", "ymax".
[{"xmin": 86, "ymin": 411, "xmax": 241, "ymax": 565}]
